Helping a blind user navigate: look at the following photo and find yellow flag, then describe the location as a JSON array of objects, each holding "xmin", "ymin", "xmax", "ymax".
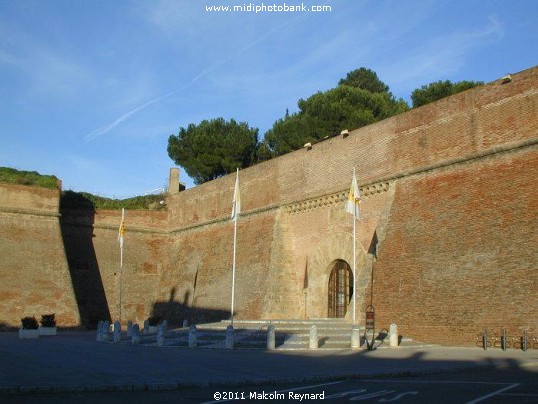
[
  {"xmin": 345, "ymin": 171, "xmax": 361, "ymax": 219},
  {"xmin": 231, "ymin": 169, "xmax": 241, "ymax": 222},
  {"xmin": 118, "ymin": 208, "xmax": 125, "ymax": 248}
]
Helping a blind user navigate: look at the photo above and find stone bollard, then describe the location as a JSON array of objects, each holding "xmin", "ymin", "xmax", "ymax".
[
  {"xmin": 131, "ymin": 324, "xmax": 140, "ymax": 345},
  {"xmin": 267, "ymin": 325, "xmax": 276, "ymax": 350},
  {"xmin": 188, "ymin": 325, "xmax": 197, "ymax": 348},
  {"xmin": 225, "ymin": 325, "xmax": 234, "ymax": 349},
  {"xmin": 182, "ymin": 319, "xmax": 189, "ymax": 329},
  {"xmin": 127, "ymin": 321, "xmax": 133, "ymax": 337},
  {"xmin": 113, "ymin": 321, "xmax": 121, "ymax": 344},
  {"xmin": 389, "ymin": 323, "xmax": 398, "ymax": 348},
  {"xmin": 309, "ymin": 324, "xmax": 318, "ymax": 350},
  {"xmin": 102, "ymin": 321, "xmax": 110, "ymax": 341},
  {"xmin": 96, "ymin": 321, "xmax": 103, "ymax": 341},
  {"xmin": 143, "ymin": 319, "xmax": 149, "ymax": 335},
  {"xmin": 157, "ymin": 324, "xmax": 165, "ymax": 346},
  {"xmin": 501, "ymin": 329, "xmax": 507, "ymax": 351},
  {"xmin": 351, "ymin": 324, "xmax": 361, "ymax": 350}
]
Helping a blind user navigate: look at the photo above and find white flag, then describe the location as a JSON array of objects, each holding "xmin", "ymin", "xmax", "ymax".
[
  {"xmin": 231, "ymin": 168, "xmax": 241, "ymax": 222},
  {"xmin": 345, "ymin": 170, "xmax": 362, "ymax": 219},
  {"xmin": 118, "ymin": 208, "xmax": 125, "ymax": 248}
]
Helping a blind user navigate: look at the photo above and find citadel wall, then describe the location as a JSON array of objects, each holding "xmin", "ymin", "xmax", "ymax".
[
  {"xmin": 0, "ymin": 184, "xmax": 79, "ymax": 327},
  {"xmin": 161, "ymin": 66, "xmax": 536, "ymax": 345},
  {"xmin": 0, "ymin": 66, "xmax": 536, "ymax": 345},
  {"xmin": 371, "ymin": 146, "xmax": 536, "ymax": 345}
]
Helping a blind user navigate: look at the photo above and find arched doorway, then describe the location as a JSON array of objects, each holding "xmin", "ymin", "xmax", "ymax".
[{"xmin": 328, "ymin": 260, "xmax": 353, "ymax": 318}]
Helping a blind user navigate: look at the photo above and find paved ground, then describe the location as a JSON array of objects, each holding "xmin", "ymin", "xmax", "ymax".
[
  {"xmin": 0, "ymin": 331, "xmax": 536, "ymax": 396},
  {"xmin": 4, "ymin": 369, "xmax": 538, "ymax": 403}
]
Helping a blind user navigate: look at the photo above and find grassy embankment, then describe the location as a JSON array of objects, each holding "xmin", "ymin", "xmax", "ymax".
[{"xmin": 0, "ymin": 167, "xmax": 164, "ymax": 210}]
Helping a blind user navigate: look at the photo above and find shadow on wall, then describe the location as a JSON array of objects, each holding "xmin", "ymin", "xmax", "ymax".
[
  {"xmin": 60, "ymin": 192, "xmax": 111, "ymax": 328},
  {"xmin": 151, "ymin": 288, "xmax": 230, "ymax": 327}
]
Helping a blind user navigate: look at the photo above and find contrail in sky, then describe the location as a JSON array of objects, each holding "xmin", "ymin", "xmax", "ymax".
[
  {"xmin": 84, "ymin": 2, "xmax": 327, "ymax": 142},
  {"xmin": 84, "ymin": 69, "xmax": 210, "ymax": 142}
]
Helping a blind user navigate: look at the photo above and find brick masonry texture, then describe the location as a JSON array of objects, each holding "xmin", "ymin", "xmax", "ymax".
[
  {"xmin": 0, "ymin": 66, "xmax": 536, "ymax": 346},
  {"xmin": 370, "ymin": 148, "xmax": 537, "ymax": 345}
]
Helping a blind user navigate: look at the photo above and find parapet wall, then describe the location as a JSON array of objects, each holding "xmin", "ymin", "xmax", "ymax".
[{"xmin": 0, "ymin": 183, "xmax": 60, "ymax": 214}]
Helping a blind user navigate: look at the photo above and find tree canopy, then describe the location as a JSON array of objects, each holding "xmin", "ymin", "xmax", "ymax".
[
  {"xmin": 167, "ymin": 68, "xmax": 484, "ymax": 184},
  {"xmin": 167, "ymin": 118, "xmax": 258, "ymax": 185},
  {"xmin": 264, "ymin": 70, "xmax": 408, "ymax": 157},
  {"xmin": 338, "ymin": 67, "xmax": 390, "ymax": 94},
  {"xmin": 411, "ymin": 80, "xmax": 483, "ymax": 108}
]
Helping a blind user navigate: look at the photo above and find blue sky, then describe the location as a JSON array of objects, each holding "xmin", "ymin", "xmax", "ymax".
[{"xmin": 1, "ymin": 0, "xmax": 536, "ymax": 198}]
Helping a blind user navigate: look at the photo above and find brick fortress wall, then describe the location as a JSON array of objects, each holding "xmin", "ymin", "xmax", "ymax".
[
  {"xmin": 0, "ymin": 66, "xmax": 536, "ymax": 345},
  {"xmin": 161, "ymin": 66, "xmax": 536, "ymax": 345},
  {"xmin": 0, "ymin": 184, "xmax": 79, "ymax": 327}
]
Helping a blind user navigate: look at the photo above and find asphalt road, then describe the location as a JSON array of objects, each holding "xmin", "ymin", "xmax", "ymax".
[{"xmin": 3, "ymin": 365, "xmax": 537, "ymax": 403}]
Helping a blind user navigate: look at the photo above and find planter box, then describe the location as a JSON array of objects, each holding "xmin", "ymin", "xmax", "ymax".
[
  {"xmin": 19, "ymin": 329, "xmax": 40, "ymax": 339},
  {"xmin": 39, "ymin": 327, "xmax": 57, "ymax": 336}
]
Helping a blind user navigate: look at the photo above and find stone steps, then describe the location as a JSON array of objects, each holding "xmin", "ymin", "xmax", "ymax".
[
  {"xmin": 103, "ymin": 318, "xmax": 410, "ymax": 350},
  {"xmin": 210, "ymin": 318, "xmax": 357, "ymax": 350},
  {"xmin": 127, "ymin": 318, "xmax": 356, "ymax": 350}
]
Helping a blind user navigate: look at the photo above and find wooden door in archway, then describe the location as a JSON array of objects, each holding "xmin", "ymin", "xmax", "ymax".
[{"xmin": 328, "ymin": 260, "xmax": 353, "ymax": 318}]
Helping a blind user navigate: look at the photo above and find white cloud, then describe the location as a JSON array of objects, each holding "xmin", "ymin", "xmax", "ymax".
[
  {"xmin": 84, "ymin": 64, "xmax": 216, "ymax": 141},
  {"xmin": 0, "ymin": 19, "xmax": 93, "ymax": 99},
  {"xmin": 31, "ymin": 50, "xmax": 93, "ymax": 97},
  {"xmin": 86, "ymin": 0, "xmax": 330, "ymax": 142},
  {"xmin": 381, "ymin": 15, "xmax": 505, "ymax": 92},
  {"xmin": 141, "ymin": 0, "xmax": 201, "ymax": 35}
]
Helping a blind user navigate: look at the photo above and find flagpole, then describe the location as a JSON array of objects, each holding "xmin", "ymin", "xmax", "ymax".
[
  {"xmin": 345, "ymin": 169, "xmax": 360, "ymax": 326},
  {"xmin": 231, "ymin": 217, "xmax": 237, "ymax": 328},
  {"xmin": 352, "ymin": 169, "xmax": 357, "ymax": 325},
  {"xmin": 119, "ymin": 208, "xmax": 124, "ymax": 324},
  {"xmin": 230, "ymin": 168, "xmax": 241, "ymax": 329}
]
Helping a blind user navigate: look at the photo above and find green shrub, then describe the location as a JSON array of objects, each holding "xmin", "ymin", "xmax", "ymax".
[
  {"xmin": 0, "ymin": 167, "xmax": 59, "ymax": 189},
  {"xmin": 21, "ymin": 316, "xmax": 39, "ymax": 330},
  {"xmin": 1, "ymin": 167, "xmax": 166, "ymax": 210},
  {"xmin": 40, "ymin": 314, "xmax": 56, "ymax": 327},
  {"xmin": 60, "ymin": 190, "xmax": 165, "ymax": 210}
]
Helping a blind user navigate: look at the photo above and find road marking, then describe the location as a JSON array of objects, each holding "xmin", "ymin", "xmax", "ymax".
[
  {"xmin": 347, "ymin": 390, "xmax": 395, "ymax": 400},
  {"xmin": 202, "ymin": 378, "xmax": 534, "ymax": 403},
  {"xmin": 466, "ymin": 383, "xmax": 520, "ymax": 404},
  {"xmin": 264, "ymin": 380, "xmax": 344, "ymax": 394},
  {"xmin": 201, "ymin": 380, "xmax": 344, "ymax": 403},
  {"xmin": 379, "ymin": 391, "xmax": 419, "ymax": 402},
  {"xmin": 360, "ymin": 379, "xmax": 514, "ymax": 385},
  {"xmin": 501, "ymin": 393, "xmax": 538, "ymax": 397}
]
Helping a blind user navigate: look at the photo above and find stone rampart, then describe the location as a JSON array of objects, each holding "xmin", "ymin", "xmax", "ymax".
[
  {"xmin": 0, "ymin": 184, "xmax": 79, "ymax": 327},
  {"xmin": 0, "ymin": 66, "xmax": 536, "ymax": 345}
]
